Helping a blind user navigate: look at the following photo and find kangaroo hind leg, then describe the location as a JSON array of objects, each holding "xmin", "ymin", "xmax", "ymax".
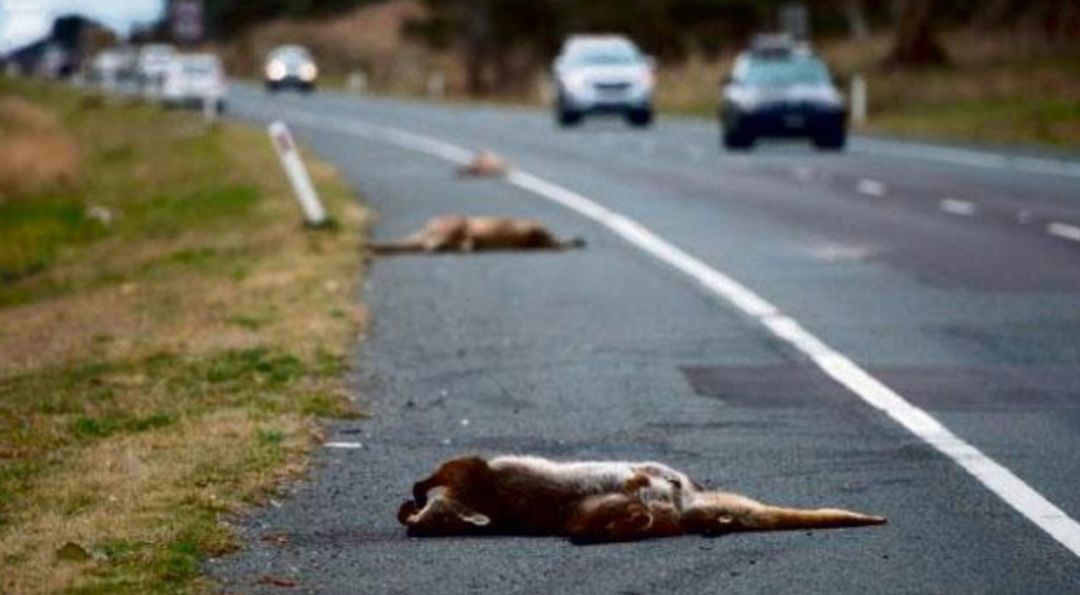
[{"xmin": 565, "ymin": 493, "xmax": 655, "ymax": 544}]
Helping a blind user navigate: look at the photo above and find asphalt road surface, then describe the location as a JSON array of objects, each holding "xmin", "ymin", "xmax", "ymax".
[{"xmin": 212, "ymin": 85, "xmax": 1080, "ymax": 594}]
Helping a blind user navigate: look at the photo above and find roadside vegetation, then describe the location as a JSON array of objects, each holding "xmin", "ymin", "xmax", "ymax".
[
  {"xmin": 213, "ymin": 0, "xmax": 1080, "ymax": 152},
  {"xmin": 0, "ymin": 77, "xmax": 368, "ymax": 593},
  {"xmin": 655, "ymin": 32, "xmax": 1080, "ymax": 151}
]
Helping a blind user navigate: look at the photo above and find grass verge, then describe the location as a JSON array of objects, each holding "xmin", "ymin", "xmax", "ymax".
[{"xmin": 0, "ymin": 77, "xmax": 368, "ymax": 593}]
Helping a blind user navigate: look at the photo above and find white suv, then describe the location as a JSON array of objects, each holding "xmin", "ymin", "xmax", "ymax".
[
  {"xmin": 162, "ymin": 53, "xmax": 227, "ymax": 113},
  {"xmin": 552, "ymin": 35, "xmax": 655, "ymax": 127},
  {"xmin": 136, "ymin": 43, "xmax": 176, "ymax": 98}
]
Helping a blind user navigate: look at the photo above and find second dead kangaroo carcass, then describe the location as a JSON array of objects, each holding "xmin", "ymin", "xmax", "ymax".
[
  {"xmin": 368, "ymin": 216, "xmax": 585, "ymax": 254},
  {"xmin": 398, "ymin": 455, "xmax": 887, "ymax": 543},
  {"xmin": 457, "ymin": 151, "xmax": 509, "ymax": 177}
]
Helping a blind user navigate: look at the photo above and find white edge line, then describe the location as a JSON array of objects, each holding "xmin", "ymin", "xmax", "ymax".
[
  {"xmin": 856, "ymin": 178, "xmax": 887, "ymax": 197},
  {"xmin": 284, "ymin": 110, "xmax": 1080, "ymax": 558},
  {"xmin": 1047, "ymin": 222, "xmax": 1080, "ymax": 243},
  {"xmin": 325, "ymin": 441, "xmax": 364, "ymax": 450}
]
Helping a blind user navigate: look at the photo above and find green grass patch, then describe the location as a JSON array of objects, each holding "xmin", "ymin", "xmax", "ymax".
[
  {"xmin": 0, "ymin": 78, "xmax": 367, "ymax": 593},
  {"xmin": 0, "ymin": 198, "xmax": 104, "ymax": 283},
  {"xmin": 131, "ymin": 185, "xmax": 260, "ymax": 239},
  {"xmin": 867, "ymin": 98, "xmax": 1080, "ymax": 149}
]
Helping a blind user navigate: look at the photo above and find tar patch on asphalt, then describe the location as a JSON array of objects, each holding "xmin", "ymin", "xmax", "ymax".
[
  {"xmin": 868, "ymin": 365, "xmax": 1080, "ymax": 411},
  {"xmin": 681, "ymin": 365, "xmax": 846, "ymax": 408}
]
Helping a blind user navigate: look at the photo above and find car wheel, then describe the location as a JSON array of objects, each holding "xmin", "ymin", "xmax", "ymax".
[
  {"xmin": 812, "ymin": 127, "xmax": 846, "ymax": 150},
  {"xmin": 216, "ymin": 100, "xmax": 227, "ymax": 115},
  {"xmin": 627, "ymin": 108, "xmax": 653, "ymax": 128},
  {"xmin": 722, "ymin": 128, "xmax": 754, "ymax": 150},
  {"xmin": 557, "ymin": 108, "xmax": 583, "ymax": 127}
]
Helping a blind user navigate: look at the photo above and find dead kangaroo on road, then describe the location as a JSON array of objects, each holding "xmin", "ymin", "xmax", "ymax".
[
  {"xmin": 457, "ymin": 150, "xmax": 509, "ymax": 177},
  {"xmin": 398, "ymin": 455, "xmax": 886, "ymax": 543},
  {"xmin": 368, "ymin": 216, "xmax": 585, "ymax": 255}
]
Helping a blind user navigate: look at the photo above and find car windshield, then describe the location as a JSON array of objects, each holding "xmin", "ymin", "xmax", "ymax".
[
  {"xmin": 742, "ymin": 59, "xmax": 831, "ymax": 87},
  {"xmin": 271, "ymin": 48, "xmax": 312, "ymax": 65},
  {"xmin": 565, "ymin": 43, "xmax": 641, "ymax": 67},
  {"xmin": 183, "ymin": 61, "xmax": 217, "ymax": 76}
]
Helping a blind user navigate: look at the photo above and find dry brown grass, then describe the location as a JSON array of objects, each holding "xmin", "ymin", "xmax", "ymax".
[
  {"xmin": 819, "ymin": 32, "xmax": 1080, "ymax": 148},
  {"xmin": 214, "ymin": 0, "xmax": 446, "ymax": 94},
  {"xmin": 650, "ymin": 30, "xmax": 1080, "ymax": 149},
  {"xmin": 0, "ymin": 79, "xmax": 368, "ymax": 593},
  {"xmin": 5, "ymin": 411, "xmax": 313, "ymax": 593},
  {"xmin": 0, "ymin": 96, "xmax": 81, "ymax": 197}
]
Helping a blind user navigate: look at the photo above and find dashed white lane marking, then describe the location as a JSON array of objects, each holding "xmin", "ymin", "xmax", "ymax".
[
  {"xmin": 791, "ymin": 166, "xmax": 815, "ymax": 182},
  {"xmin": 939, "ymin": 198, "xmax": 977, "ymax": 216},
  {"xmin": 270, "ymin": 106, "xmax": 1080, "ymax": 559},
  {"xmin": 856, "ymin": 178, "xmax": 887, "ymax": 197},
  {"xmin": 325, "ymin": 442, "xmax": 364, "ymax": 450},
  {"xmin": 1047, "ymin": 222, "xmax": 1080, "ymax": 243}
]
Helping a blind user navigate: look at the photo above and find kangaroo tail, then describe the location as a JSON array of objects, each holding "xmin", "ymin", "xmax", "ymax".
[
  {"xmin": 558, "ymin": 236, "xmax": 587, "ymax": 250},
  {"xmin": 744, "ymin": 504, "xmax": 887, "ymax": 531}
]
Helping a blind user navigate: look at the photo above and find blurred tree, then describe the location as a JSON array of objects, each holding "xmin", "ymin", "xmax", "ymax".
[
  {"xmin": 842, "ymin": 0, "xmax": 869, "ymax": 39},
  {"xmin": 405, "ymin": 0, "xmax": 561, "ymax": 94},
  {"xmin": 201, "ymin": 0, "xmax": 380, "ymax": 37},
  {"xmin": 888, "ymin": 0, "xmax": 947, "ymax": 66}
]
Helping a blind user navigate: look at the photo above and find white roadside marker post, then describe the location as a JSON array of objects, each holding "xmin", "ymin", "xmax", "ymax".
[
  {"xmin": 268, "ymin": 121, "xmax": 328, "ymax": 227},
  {"xmin": 851, "ymin": 74, "xmax": 867, "ymax": 127},
  {"xmin": 426, "ymin": 71, "xmax": 446, "ymax": 99},
  {"xmin": 347, "ymin": 71, "xmax": 368, "ymax": 94},
  {"xmin": 202, "ymin": 94, "xmax": 216, "ymax": 124}
]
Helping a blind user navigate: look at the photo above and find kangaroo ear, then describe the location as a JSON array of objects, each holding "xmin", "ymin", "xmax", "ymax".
[{"xmin": 458, "ymin": 511, "xmax": 491, "ymax": 527}]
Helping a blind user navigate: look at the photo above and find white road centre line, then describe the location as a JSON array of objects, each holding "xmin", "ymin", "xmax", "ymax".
[
  {"xmin": 1047, "ymin": 222, "xmax": 1080, "ymax": 243},
  {"xmin": 939, "ymin": 198, "xmax": 977, "ymax": 216},
  {"xmin": 856, "ymin": 178, "xmax": 887, "ymax": 197},
  {"xmin": 284, "ymin": 109, "xmax": 1080, "ymax": 558}
]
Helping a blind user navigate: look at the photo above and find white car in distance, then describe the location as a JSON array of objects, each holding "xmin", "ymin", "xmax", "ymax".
[
  {"xmin": 264, "ymin": 45, "xmax": 318, "ymax": 93},
  {"xmin": 552, "ymin": 35, "xmax": 656, "ymax": 127},
  {"xmin": 136, "ymin": 43, "xmax": 176, "ymax": 97},
  {"xmin": 162, "ymin": 53, "xmax": 227, "ymax": 113}
]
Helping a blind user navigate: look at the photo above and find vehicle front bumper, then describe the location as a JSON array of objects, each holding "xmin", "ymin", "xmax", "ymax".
[
  {"xmin": 723, "ymin": 103, "xmax": 846, "ymax": 137},
  {"xmin": 559, "ymin": 85, "xmax": 652, "ymax": 114},
  {"xmin": 266, "ymin": 76, "xmax": 316, "ymax": 90}
]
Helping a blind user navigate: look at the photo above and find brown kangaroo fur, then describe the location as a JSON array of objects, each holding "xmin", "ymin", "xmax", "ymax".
[
  {"xmin": 398, "ymin": 455, "xmax": 886, "ymax": 543},
  {"xmin": 457, "ymin": 151, "xmax": 509, "ymax": 177},
  {"xmin": 368, "ymin": 216, "xmax": 585, "ymax": 255}
]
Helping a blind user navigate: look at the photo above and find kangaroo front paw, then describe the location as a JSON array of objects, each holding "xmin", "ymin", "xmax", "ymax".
[{"xmin": 397, "ymin": 500, "xmax": 420, "ymax": 525}]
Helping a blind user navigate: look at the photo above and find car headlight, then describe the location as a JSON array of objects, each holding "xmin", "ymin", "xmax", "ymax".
[
  {"xmin": 638, "ymin": 68, "xmax": 655, "ymax": 92},
  {"xmin": 299, "ymin": 63, "xmax": 318, "ymax": 81},
  {"xmin": 562, "ymin": 72, "xmax": 590, "ymax": 95},
  {"xmin": 266, "ymin": 60, "xmax": 286, "ymax": 81},
  {"xmin": 728, "ymin": 88, "xmax": 762, "ymax": 112}
]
